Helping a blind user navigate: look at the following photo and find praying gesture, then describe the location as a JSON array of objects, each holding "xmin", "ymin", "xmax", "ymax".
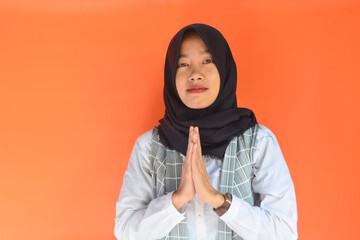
[
  {"xmin": 115, "ymin": 24, "xmax": 298, "ymax": 240},
  {"xmin": 172, "ymin": 126, "xmax": 225, "ymax": 211}
]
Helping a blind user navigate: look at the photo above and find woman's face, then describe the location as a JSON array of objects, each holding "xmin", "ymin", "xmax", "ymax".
[{"xmin": 175, "ymin": 33, "xmax": 221, "ymax": 109}]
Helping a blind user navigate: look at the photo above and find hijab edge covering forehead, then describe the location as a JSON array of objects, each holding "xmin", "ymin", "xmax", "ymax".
[{"xmin": 158, "ymin": 23, "xmax": 257, "ymax": 159}]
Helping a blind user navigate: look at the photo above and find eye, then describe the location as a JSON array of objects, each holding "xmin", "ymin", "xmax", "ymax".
[
  {"xmin": 203, "ymin": 59, "xmax": 215, "ymax": 64},
  {"xmin": 178, "ymin": 63, "xmax": 189, "ymax": 67}
]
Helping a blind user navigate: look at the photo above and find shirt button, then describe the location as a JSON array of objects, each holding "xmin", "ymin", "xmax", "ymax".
[{"xmin": 197, "ymin": 215, "xmax": 203, "ymax": 221}]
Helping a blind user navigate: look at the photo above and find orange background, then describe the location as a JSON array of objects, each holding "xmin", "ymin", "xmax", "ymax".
[{"xmin": 0, "ymin": 0, "xmax": 359, "ymax": 239}]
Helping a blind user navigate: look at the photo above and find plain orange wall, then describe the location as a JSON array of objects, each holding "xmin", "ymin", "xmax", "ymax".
[{"xmin": 0, "ymin": 0, "xmax": 359, "ymax": 239}]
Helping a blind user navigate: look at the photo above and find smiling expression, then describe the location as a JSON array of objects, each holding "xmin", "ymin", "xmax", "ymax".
[{"xmin": 175, "ymin": 31, "xmax": 221, "ymax": 109}]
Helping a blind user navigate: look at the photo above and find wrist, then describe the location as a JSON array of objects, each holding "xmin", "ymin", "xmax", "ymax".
[
  {"xmin": 213, "ymin": 193, "xmax": 232, "ymax": 216},
  {"xmin": 207, "ymin": 191, "xmax": 225, "ymax": 208},
  {"xmin": 172, "ymin": 191, "xmax": 188, "ymax": 211}
]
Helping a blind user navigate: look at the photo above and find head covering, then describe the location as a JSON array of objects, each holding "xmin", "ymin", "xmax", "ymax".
[{"xmin": 158, "ymin": 23, "xmax": 257, "ymax": 159}]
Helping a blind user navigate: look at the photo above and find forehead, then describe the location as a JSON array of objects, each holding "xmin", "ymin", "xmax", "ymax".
[{"xmin": 179, "ymin": 34, "xmax": 211, "ymax": 55}]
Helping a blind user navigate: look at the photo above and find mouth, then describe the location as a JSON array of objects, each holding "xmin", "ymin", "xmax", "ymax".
[{"xmin": 187, "ymin": 86, "xmax": 208, "ymax": 93}]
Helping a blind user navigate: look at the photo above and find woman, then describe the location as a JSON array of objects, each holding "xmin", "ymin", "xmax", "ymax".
[{"xmin": 114, "ymin": 23, "xmax": 298, "ymax": 240}]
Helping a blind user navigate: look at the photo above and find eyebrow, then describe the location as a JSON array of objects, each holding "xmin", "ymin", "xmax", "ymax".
[{"xmin": 178, "ymin": 50, "xmax": 211, "ymax": 59}]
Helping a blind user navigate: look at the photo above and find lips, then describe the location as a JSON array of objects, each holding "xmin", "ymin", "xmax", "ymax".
[{"xmin": 187, "ymin": 86, "xmax": 208, "ymax": 93}]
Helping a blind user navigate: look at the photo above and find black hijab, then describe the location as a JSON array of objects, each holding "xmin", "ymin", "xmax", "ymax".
[{"xmin": 158, "ymin": 23, "xmax": 257, "ymax": 159}]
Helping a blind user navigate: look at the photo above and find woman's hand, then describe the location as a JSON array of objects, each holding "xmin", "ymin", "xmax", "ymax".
[
  {"xmin": 191, "ymin": 127, "xmax": 225, "ymax": 209},
  {"xmin": 172, "ymin": 126, "xmax": 224, "ymax": 211},
  {"xmin": 172, "ymin": 126, "xmax": 196, "ymax": 211}
]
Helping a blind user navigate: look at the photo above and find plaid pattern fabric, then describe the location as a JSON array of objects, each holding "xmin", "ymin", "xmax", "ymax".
[{"xmin": 150, "ymin": 124, "xmax": 259, "ymax": 240}]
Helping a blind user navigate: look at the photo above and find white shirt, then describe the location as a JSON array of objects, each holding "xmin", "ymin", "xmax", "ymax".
[{"xmin": 114, "ymin": 124, "xmax": 298, "ymax": 240}]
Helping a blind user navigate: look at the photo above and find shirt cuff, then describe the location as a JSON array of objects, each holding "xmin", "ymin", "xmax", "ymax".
[
  {"xmin": 219, "ymin": 195, "xmax": 258, "ymax": 227},
  {"xmin": 142, "ymin": 191, "xmax": 187, "ymax": 226},
  {"xmin": 166, "ymin": 191, "xmax": 187, "ymax": 221}
]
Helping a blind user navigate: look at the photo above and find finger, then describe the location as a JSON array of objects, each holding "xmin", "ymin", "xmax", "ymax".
[
  {"xmin": 186, "ymin": 126, "xmax": 194, "ymax": 155},
  {"xmin": 192, "ymin": 128, "xmax": 197, "ymax": 144},
  {"xmin": 185, "ymin": 142, "xmax": 193, "ymax": 171},
  {"xmin": 193, "ymin": 143, "xmax": 203, "ymax": 171},
  {"xmin": 191, "ymin": 132, "xmax": 200, "ymax": 166},
  {"xmin": 185, "ymin": 127, "xmax": 195, "ymax": 170},
  {"xmin": 193, "ymin": 143, "xmax": 203, "ymax": 172},
  {"xmin": 188, "ymin": 126, "xmax": 193, "ymax": 144},
  {"xmin": 192, "ymin": 130, "xmax": 206, "ymax": 174},
  {"xmin": 192, "ymin": 143, "xmax": 206, "ymax": 185},
  {"xmin": 191, "ymin": 143, "xmax": 198, "ymax": 171},
  {"xmin": 195, "ymin": 127, "xmax": 202, "ymax": 156},
  {"xmin": 189, "ymin": 126, "xmax": 194, "ymax": 143}
]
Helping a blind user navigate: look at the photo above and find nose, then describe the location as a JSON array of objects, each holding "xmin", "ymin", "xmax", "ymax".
[{"xmin": 188, "ymin": 68, "xmax": 204, "ymax": 81}]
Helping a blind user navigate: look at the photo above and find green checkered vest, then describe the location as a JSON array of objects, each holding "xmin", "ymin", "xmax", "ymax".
[{"xmin": 150, "ymin": 124, "xmax": 259, "ymax": 240}]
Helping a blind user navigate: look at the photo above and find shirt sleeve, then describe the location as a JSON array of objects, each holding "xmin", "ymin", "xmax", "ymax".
[
  {"xmin": 220, "ymin": 125, "xmax": 298, "ymax": 240},
  {"xmin": 114, "ymin": 131, "xmax": 187, "ymax": 240}
]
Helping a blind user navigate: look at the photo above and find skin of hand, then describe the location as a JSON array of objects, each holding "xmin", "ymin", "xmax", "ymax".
[
  {"xmin": 172, "ymin": 126, "xmax": 225, "ymax": 211},
  {"xmin": 191, "ymin": 126, "xmax": 225, "ymax": 209},
  {"xmin": 172, "ymin": 126, "xmax": 196, "ymax": 211}
]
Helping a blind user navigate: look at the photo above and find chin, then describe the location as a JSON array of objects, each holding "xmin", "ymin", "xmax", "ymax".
[{"xmin": 186, "ymin": 102, "xmax": 210, "ymax": 109}]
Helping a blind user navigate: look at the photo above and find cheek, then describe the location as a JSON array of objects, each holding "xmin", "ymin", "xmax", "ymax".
[
  {"xmin": 209, "ymin": 68, "xmax": 221, "ymax": 91},
  {"xmin": 212, "ymin": 80, "xmax": 220, "ymax": 98},
  {"xmin": 175, "ymin": 72, "xmax": 185, "ymax": 96}
]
